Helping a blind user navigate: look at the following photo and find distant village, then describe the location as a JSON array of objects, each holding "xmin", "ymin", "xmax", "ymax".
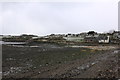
[{"xmin": 0, "ymin": 30, "xmax": 120, "ymax": 44}]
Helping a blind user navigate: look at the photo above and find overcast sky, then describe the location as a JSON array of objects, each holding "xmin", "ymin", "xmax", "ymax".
[{"xmin": 1, "ymin": 0, "xmax": 119, "ymax": 36}]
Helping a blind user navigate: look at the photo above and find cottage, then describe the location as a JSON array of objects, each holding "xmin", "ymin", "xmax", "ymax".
[{"xmin": 98, "ymin": 36, "xmax": 110, "ymax": 43}]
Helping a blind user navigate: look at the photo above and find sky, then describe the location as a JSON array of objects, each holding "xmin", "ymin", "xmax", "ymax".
[{"xmin": 0, "ymin": 0, "xmax": 119, "ymax": 36}]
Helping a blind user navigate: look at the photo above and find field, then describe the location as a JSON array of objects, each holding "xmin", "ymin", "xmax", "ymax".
[{"xmin": 2, "ymin": 43, "xmax": 120, "ymax": 78}]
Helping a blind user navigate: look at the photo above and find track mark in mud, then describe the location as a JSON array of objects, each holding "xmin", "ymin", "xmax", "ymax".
[{"xmin": 53, "ymin": 50, "xmax": 119, "ymax": 78}]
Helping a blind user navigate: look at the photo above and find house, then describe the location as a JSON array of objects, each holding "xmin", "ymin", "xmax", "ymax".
[
  {"xmin": 63, "ymin": 36, "xmax": 84, "ymax": 42},
  {"xmin": 84, "ymin": 37, "xmax": 98, "ymax": 43},
  {"xmin": 63, "ymin": 33, "xmax": 84, "ymax": 42},
  {"xmin": 0, "ymin": 35, "xmax": 3, "ymax": 40},
  {"xmin": 112, "ymin": 31, "xmax": 120, "ymax": 39},
  {"xmin": 81, "ymin": 31, "xmax": 99, "ymax": 43},
  {"xmin": 98, "ymin": 36, "xmax": 110, "ymax": 43}
]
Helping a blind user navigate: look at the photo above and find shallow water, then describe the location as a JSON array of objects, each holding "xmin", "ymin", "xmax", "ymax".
[{"xmin": 0, "ymin": 41, "xmax": 26, "ymax": 45}]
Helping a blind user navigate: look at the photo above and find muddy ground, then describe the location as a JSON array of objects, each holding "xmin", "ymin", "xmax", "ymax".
[{"xmin": 2, "ymin": 43, "xmax": 120, "ymax": 79}]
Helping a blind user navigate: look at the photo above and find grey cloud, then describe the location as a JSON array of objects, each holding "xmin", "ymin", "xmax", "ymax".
[{"xmin": 1, "ymin": 2, "xmax": 118, "ymax": 35}]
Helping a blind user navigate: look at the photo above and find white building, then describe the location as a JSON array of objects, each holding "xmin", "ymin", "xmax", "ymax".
[
  {"xmin": 98, "ymin": 36, "xmax": 110, "ymax": 43},
  {"xmin": 63, "ymin": 36, "xmax": 84, "ymax": 42}
]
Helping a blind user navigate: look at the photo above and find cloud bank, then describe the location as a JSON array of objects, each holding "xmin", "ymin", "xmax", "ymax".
[{"xmin": 1, "ymin": 1, "xmax": 118, "ymax": 35}]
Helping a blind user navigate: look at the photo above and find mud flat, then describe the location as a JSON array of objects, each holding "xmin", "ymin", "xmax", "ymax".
[
  {"xmin": 69, "ymin": 45, "xmax": 118, "ymax": 50},
  {"xmin": 2, "ymin": 43, "xmax": 119, "ymax": 79}
]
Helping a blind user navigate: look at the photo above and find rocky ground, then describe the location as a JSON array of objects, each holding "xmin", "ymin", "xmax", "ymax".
[{"xmin": 2, "ymin": 43, "xmax": 120, "ymax": 79}]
